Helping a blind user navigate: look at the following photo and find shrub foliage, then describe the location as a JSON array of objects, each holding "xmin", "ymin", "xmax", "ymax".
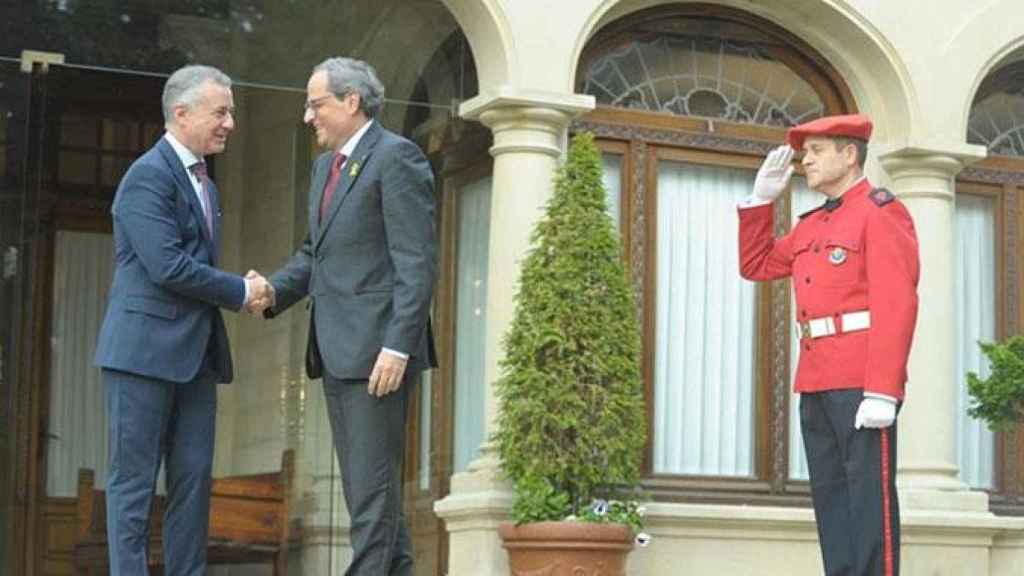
[{"xmin": 493, "ymin": 132, "xmax": 646, "ymax": 524}]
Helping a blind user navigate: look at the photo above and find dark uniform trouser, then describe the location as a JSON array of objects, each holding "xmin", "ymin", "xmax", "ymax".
[
  {"xmin": 323, "ymin": 373, "xmax": 415, "ymax": 576},
  {"xmin": 800, "ymin": 389, "xmax": 900, "ymax": 576},
  {"xmin": 103, "ymin": 359, "xmax": 218, "ymax": 576}
]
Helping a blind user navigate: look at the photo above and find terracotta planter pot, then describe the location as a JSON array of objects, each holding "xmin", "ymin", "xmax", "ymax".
[{"xmin": 498, "ymin": 521, "xmax": 634, "ymax": 576}]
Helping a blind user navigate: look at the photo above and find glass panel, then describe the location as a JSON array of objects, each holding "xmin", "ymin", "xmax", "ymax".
[
  {"xmin": 453, "ymin": 176, "xmax": 492, "ymax": 473},
  {"xmin": 601, "ymin": 153, "xmax": 622, "ymax": 230},
  {"xmin": 955, "ymin": 193, "xmax": 997, "ymax": 489},
  {"xmin": 582, "ymin": 24, "xmax": 826, "ymax": 126},
  {"xmin": 654, "ymin": 160, "xmax": 756, "ymax": 476},
  {"xmin": 58, "ymin": 150, "xmax": 97, "ymax": 185},
  {"xmin": 0, "ymin": 55, "xmax": 30, "ymax": 570},
  {"xmin": 5, "ymin": 1, "xmax": 487, "ymax": 569},
  {"xmin": 2, "ymin": 1, "xmax": 478, "ymax": 103},
  {"xmin": 968, "ymin": 62, "xmax": 1024, "ymax": 157},
  {"xmin": 788, "ymin": 178, "xmax": 821, "ymax": 480}
]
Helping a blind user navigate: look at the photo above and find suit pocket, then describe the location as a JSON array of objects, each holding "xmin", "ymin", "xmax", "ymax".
[
  {"xmin": 122, "ymin": 295, "xmax": 179, "ymax": 319},
  {"xmin": 354, "ymin": 283, "xmax": 394, "ymax": 294}
]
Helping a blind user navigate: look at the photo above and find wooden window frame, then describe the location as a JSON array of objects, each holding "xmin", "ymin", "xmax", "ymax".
[
  {"xmin": 958, "ymin": 156, "xmax": 1024, "ymax": 516},
  {"xmin": 572, "ymin": 3, "xmax": 858, "ymax": 506}
]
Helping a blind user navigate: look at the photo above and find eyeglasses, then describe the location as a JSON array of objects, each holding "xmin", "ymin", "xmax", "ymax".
[
  {"xmin": 304, "ymin": 91, "xmax": 353, "ymax": 113},
  {"xmin": 303, "ymin": 94, "xmax": 334, "ymax": 113}
]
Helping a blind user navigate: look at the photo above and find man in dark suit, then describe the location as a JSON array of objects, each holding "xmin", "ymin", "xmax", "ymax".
[
  {"xmin": 257, "ymin": 57, "xmax": 436, "ymax": 576},
  {"xmin": 94, "ymin": 65, "xmax": 272, "ymax": 576}
]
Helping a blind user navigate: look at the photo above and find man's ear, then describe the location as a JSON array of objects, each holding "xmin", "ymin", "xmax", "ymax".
[
  {"xmin": 347, "ymin": 92, "xmax": 363, "ymax": 115},
  {"xmin": 172, "ymin": 104, "xmax": 189, "ymax": 128},
  {"xmin": 843, "ymin": 142, "xmax": 858, "ymax": 168}
]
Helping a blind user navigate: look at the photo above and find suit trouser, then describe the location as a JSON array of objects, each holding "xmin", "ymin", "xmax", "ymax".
[
  {"xmin": 800, "ymin": 389, "xmax": 900, "ymax": 576},
  {"xmin": 323, "ymin": 373, "xmax": 414, "ymax": 576},
  {"xmin": 103, "ymin": 366, "xmax": 217, "ymax": 576}
]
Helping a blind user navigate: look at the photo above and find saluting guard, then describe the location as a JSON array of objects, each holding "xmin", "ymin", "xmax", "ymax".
[{"xmin": 737, "ymin": 114, "xmax": 919, "ymax": 576}]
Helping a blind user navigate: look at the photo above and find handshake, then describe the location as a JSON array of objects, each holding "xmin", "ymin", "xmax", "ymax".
[{"xmin": 243, "ymin": 270, "xmax": 276, "ymax": 314}]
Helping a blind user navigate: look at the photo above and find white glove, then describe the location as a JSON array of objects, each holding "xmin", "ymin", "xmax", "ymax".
[
  {"xmin": 752, "ymin": 145, "xmax": 796, "ymax": 202},
  {"xmin": 854, "ymin": 395, "xmax": 897, "ymax": 429}
]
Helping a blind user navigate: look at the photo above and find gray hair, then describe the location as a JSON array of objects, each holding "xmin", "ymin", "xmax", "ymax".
[
  {"xmin": 162, "ymin": 65, "xmax": 232, "ymax": 124},
  {"xmin": 313, "ymin": 57, "xmax": 385, "ymax": 118}
]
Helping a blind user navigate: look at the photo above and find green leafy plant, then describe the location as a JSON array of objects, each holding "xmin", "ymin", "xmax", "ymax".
[
  {"xmin": 493, "ymin": 132, "xmax": 647, "ymax": 540},
  {"xmin": 967, "ymin": 335, "xmax": 1024, "ymax": 431}
]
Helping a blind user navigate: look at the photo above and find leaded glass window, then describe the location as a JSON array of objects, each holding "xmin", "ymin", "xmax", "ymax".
[
  {"xmin": 581, "ymin": 31, "xmax": 826, "ymax": 127},
  {"xmin": 968, "ymin": 63, "xmax": 1024, "ymax": 157}
]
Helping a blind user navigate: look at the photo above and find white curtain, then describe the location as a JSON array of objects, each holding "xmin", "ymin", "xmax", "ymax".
[
  {"xmin": 601, "ymin": 153, "xmax": 623, "ymax": 229},
  {"xmin": 653, "ymin": 161, "xmax": 757, "ymax": 476},
  {"xmin": 453, "ymin": 176, "xmax": 492, "ymax": 474},
  {"xmin": 46, "ymin": 230, "xmax": 114, "ymax": 496},
  {"xmin": 788, "ymin": 179, "xmax": 819, "ymax": 480},
  {"xmin": 955, "ymin": 193, "xmax": 996, "ymax": 489}
]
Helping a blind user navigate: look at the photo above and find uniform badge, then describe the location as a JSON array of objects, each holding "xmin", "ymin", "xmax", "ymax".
[{"xmin": 829, "ymin": 247, "xmax": 847, "ymax": 265}]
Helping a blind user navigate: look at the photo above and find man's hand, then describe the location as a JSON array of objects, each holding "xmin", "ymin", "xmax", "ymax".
[
  {"xmin": 753, "ymin": 145, "xmax": 796, "ymax": 202},
  {"xmin": 367, "ymin": 350, "xmax": 408, "ymax": 397},
  {"xmin": 243, "ymin": 270, "xmax": 275, "ymax": 314},
  {"xmin": 854, "ymin": 395, "xmax": 897, "ymax": 429}
]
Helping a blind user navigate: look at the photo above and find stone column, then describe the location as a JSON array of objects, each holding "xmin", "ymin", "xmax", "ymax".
[
  {"xmin": 879, "ymin": 144, "xmax": 988, "ymax": 512},
  {"xmin": 434, "ymin": 90, "xmax": 593, "ymax": 576}
]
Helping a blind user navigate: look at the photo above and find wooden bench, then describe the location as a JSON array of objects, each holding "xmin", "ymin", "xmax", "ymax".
[{"xmin": 74, "ymin": 450, "xmax": 301, "ymax": 575}]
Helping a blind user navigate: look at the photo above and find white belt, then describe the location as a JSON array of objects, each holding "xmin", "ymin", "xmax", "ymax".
[{"xmin": 798, "ymin": 310, "xmax": 871, "ymax": 340}]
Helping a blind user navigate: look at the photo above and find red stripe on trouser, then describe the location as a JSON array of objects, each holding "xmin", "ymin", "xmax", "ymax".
[{"xmin": 880, "ymin": 428, "xmax": 894, "ymax": 576}]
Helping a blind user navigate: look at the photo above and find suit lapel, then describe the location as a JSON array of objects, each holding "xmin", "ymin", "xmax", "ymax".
[
  {"xmin": 208, "ymin": 179, "xmax": 221, "ymax": 260},
  {"xmin": 309, "ymin": 153, "xmax": 331, "ymax": 241},
  {"xmin": 156, "ymin": 139, "xmax": 216, "ymax": 250},
  {"xmin": 316, "ymin": 122, "xmax": 381, "ymax": 251}
]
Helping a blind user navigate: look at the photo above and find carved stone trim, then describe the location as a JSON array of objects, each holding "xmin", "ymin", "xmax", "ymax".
[
  {"xmin": 631, "ymin": 141, "xmax": 647, "ymax": 320},
  {"xmin": 1007, "ymin": 188, "xmax": 1019, "ymax": 337},
  {"xmin": 770, "ymin": 200, "xmax": 791, "ymax": 491},
  {"xmin": 960, "ymin": 166, "xmax": 1024, "ymax": 185},
  {"xmin": 1005, "ymin": 187, "xmax": 1021, "ymax": 502},
  {"xmin": 572, "ymin": 120, "xmax": 776, "ymax": 157}
]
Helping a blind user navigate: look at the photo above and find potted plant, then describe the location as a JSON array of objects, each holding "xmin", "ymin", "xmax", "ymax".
[
  {"xmin": 967, "ymin": 334, "xmax": 1024, "ymax": 430},
  {"xmin": 493, "ymin": 132, "xmax": 649, "ymax": 575}
]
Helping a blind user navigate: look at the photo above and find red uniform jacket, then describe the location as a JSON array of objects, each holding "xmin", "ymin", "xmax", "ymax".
[{"xmin": 738, "ymin": 179, "xmax": 920, "ymax": 399}]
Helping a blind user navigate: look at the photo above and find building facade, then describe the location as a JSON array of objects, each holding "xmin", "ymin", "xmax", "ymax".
[{"xmin": 2, "ymin": 1, "xmax": 1024, "ymax": 574}]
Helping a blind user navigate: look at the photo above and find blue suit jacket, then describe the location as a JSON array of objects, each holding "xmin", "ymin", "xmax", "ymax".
[{"xmin": 94, "ymin": 137, "xmax": 245, "ymax": 384}]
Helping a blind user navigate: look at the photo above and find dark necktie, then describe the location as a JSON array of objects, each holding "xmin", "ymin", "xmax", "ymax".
[
  {"xmin": 823, "ymin": 196, "xmax": 842, "ymax": 212},
  {"xmin": 319, "ymin": 153, "xmax": 347, "ymax": 223},
  {"xmin": 188, "ymin": 162, "xmax": 214, "ymax": 234}
]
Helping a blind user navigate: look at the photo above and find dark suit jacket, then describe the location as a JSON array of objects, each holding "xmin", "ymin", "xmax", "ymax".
[
  {"xmin": 94, "ymin": 136, "xmax": 245, "ymax": 383},
  {"xmin": 267, "ymin": 121, "xmax": 437, "ymax": 379}
]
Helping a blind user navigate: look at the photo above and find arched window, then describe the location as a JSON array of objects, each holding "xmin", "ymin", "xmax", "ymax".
[
  {"xmin": 957, "ymin": 55, "xmax": 1024, "ymax": 509},
  {"xmin": 578, "ymin": 8, "xmax": 851, "ymax": 126},
  {"xmin": 573, "ymin": 5, "xmax": 855, "ymax": 501},
  {"xmin": 968, "ymin": 63, "xmax": 1024, "ymax": 157}
]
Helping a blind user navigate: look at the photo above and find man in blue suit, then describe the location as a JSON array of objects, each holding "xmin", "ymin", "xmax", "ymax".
[{"xmin": 94, "ymin": 64, "xmax": 271, "ymax": 576}]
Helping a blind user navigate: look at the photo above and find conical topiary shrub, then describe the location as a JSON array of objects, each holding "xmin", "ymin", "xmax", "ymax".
[{"xmin": 493, "ymin": 132, "xmax": 646, "ymax": 534}]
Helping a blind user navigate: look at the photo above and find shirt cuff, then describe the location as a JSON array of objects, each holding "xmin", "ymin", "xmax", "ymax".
[
  {"xmin": 382, "ymin": 347, "xmax": 409, "ymax": 360},
  {"xmin": 241, "ymin": 277, "xmax": 250, "ymax": 308},
  {"xmin": 864, "ymin": 391, "xmax": 897, "ymax": 404},
  {"xmin": 738, "ymin": 195, "xmax": 773, "ymax": 209}
]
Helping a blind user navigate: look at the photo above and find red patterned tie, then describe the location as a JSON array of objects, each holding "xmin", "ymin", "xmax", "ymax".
[
  {"xmin": 189, "ymin": 162, "xmax": 214, "ymax": 235},
  {"xmin": 319, "ymin": 153, "xmax": 347, "ymax": 223}
]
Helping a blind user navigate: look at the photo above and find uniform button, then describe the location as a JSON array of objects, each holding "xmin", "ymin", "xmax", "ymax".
[
  {"xmin": 805, "ymin": 276, "xmax": 811, "ymax": 284},
  {"xmin": 801, "ymin": 310, "xmax": 807, "ymax": 317},
  {"xmin": 804, "ymin": 343, "xmax": 811, "ymax": 351},
  {"xmin": 813, "ymin": 245, "xmax": 820, "ymax": 253},
  {"xmin": 823, "ymin": 216, "xmax": 830, "ymax": 222}
]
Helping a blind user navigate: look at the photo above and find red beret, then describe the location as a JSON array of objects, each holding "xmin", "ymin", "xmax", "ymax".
[{"xmin": 786, "ymin": 114, "xmax": 873, "ymax": 149}]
